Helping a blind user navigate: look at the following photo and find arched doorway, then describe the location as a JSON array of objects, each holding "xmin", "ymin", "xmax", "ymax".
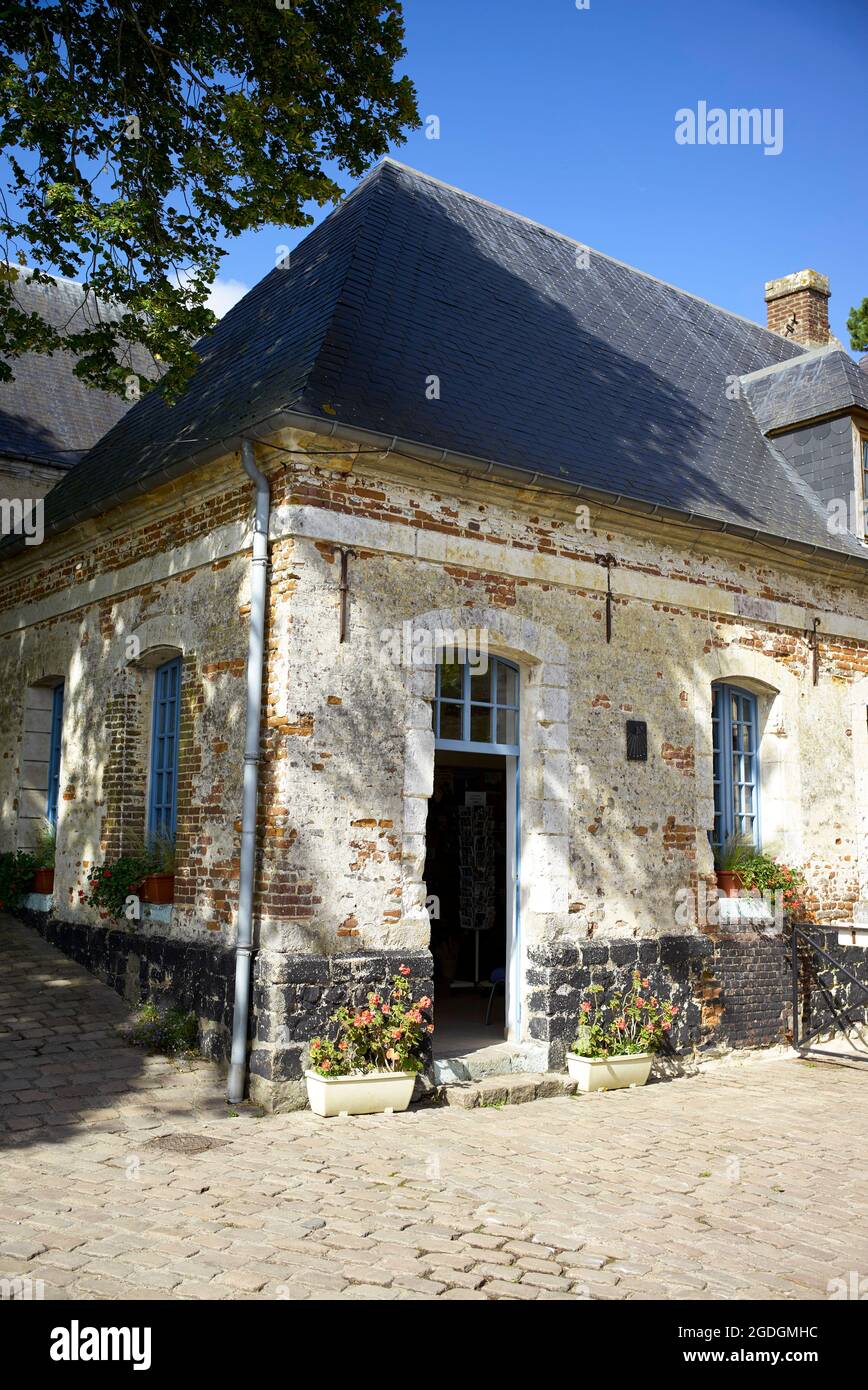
[{"xmin": 425, "ymin": 654, "xmax": 521, "ymax": 1051}]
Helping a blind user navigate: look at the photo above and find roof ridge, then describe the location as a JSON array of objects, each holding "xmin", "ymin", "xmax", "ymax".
[
  {"xmin": 739, "ymin": 345, "xmax": 838, "ymax": 385},
  {"xmin": 375, "ymin": 158, "xmax": 808, "ymax": 352}
]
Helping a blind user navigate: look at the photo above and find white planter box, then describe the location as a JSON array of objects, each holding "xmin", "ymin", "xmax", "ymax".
[
  {"xmin": 304, "ymin": 1069, "xmax": 416, "ymax": 1117},
  {"xmin": 567, "ymin": 1051, "xmax": 653, "ymax": 1092}
]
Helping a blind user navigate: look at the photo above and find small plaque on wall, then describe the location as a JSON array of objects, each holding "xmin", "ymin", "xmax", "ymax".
[{"xmin": 626, "ymin": 720, "xmax": 648, "ymax": 761}]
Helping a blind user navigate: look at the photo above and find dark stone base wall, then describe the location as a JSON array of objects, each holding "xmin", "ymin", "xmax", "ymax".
[
  {"xmin": 17, "ymin": 909, "xmax": 236, "ymax": 1061},
  {"xmin": 709, "ymin": 934, "xmax": 789, "ymax": 1049},
  {"xmin": 250, "ymin": 949, "xmax": 434, "ymax": 1100},
  {"xmin": 16, "ymin": 911, "xmax": 433, "ymax": 1109},
  {"xmin": 528, "ymin": 926, "xmax": 868, "ymax": 1069},
  {"xmin": 16, "ymin": 909, "xmax": 868, "ymax": 1106},
  {"xmin": 527, "ymin": 937, "xmax": 712, "ymax": 1070},
  {"xmin": 527, "ymin": 932, "xmax": 798, "ymax": 1069}
]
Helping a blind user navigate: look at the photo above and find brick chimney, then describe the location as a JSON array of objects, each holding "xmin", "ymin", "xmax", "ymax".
[{"xmin": 764, "ymin": 269, "xmax": 831, "ymax": 346}]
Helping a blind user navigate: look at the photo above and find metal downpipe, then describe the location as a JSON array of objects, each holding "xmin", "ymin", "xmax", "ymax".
[{"xmin": 227, "ymin": 438, "xmax": 270, "ymax": 1103}]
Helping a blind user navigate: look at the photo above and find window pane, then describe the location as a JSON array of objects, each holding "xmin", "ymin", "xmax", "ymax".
[
  {"xmin": 496, "ymin": 708, "xmax": 517, "ymax": 745},
  {"xmin": 470, "ymin": 666, "xmax": 491, "ymax": 703},
  {"xmin": 497, "ymin": 663, "xmax": 518, "ymax": 706},
  {"xmin": 438, "ymin": 703, "xmax": 462, "ymax": 740},
  {"xmin": 439, "ymin": 660, "xmax": 462, "ymax": 699},
  {"xmin": 470, "ymin": 705, "xmax": 492, "ymax": 742}
]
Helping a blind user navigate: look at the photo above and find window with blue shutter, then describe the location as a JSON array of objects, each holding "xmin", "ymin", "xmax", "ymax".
[
  {"xmin": 712, "ymin": 682, "xmax": 760, "ymax": 850},
  {"xmin": 147, "ymin": 657, "xmax": 182, "ymax": 839},
  {"xmin": 45, "ymin": 683, "xmax": 64, "ymax": 826}
]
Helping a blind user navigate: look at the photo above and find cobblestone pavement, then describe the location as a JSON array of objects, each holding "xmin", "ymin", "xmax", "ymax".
[{"xmin": 2, "ymin": 915, "xmax": 867, "ymax": 1302}]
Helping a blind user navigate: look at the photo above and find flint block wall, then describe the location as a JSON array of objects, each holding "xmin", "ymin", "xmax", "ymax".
[
  {"xmin": 18, "ymin": 908, "xmax": 235, "ymax": 1060},
  {"xmin": 249, "ymin": 948, "xmax": 433, "ymax": 1109},
  {"xmin": 527, "ymin": 932, "xmax": 792, "ymax": 1070}
]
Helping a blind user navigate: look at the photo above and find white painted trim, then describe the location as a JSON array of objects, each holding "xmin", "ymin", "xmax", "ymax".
[{"xmin": 505, "ymin": 753, "xmax": 519, "ymax": 1040}]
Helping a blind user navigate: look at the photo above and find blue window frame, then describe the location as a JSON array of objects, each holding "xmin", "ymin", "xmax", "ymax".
[
  {"xmin": 433, "ymin": 656, "xmax": 519, "ymax": 755},
  {"xmin": 45, "ymin": 683, "xmax": 64, "ymax": 826},
  {"xmin": 712, "ymin": 683, "xmax": 760, "ymax": 849},
  {"xmin": 148, "ymin": 657, "xmax": 181, "ymax": 839}
]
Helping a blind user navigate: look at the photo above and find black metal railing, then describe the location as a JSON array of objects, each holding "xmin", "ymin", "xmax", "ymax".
[{"xmin": 791, "ymin": 923, "xmax": 868, "ymax": 1061}]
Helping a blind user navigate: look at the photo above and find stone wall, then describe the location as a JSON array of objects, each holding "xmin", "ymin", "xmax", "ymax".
[
  {"xmin": 2, "ymin": 431, "xmax": 868, "ymax": 1105},
  {"xmin": 17, "ymin": 907, "xmax": 236, "ymax": 1062},
  {"xmin": 249, "ymin": 948, "xmax": 433, "ymax": 1110}
]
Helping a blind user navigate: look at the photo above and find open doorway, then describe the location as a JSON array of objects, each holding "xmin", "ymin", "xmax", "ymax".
[{"xmin": 424, "ymin": 654, "xmax": 520, "ymax": 1062}]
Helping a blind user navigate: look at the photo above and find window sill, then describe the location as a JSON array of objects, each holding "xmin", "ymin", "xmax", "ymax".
[
  {"xmin": 22, "ymin": 892, "xmax": 53, "ymax": 913},
  {"xmin": 141, "ymin": 902, "xmax": 174, "ymax": 927}
]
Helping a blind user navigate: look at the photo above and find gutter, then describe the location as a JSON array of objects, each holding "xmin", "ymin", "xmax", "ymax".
[
  {"xmin": 262, "ymin": 408, "xmax": 868, "ymax": 580},
  {"xmin": 6, "ymin": 404, "xmax": 866, "ymax": 581},
  {"xmin": 227, "ymin": 438, "xmax": 270, "ymax": 1105}
]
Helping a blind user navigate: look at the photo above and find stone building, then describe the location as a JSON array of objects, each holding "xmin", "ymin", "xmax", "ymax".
[{"xmin": 2, "ymin": 161, "xmax": 867, "ymax": 1109}]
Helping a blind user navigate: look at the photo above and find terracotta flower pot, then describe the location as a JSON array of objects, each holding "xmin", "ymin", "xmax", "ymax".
[
  {"xmin": 715, "ymin": 870, "xmax": 744, "ymax": 898},
  {"xmin": 31, "ymin": 867, "xmax": 55, "ymax": 894},
  {"xmin": 140, "ymin": 872, "xmax": 175, "ymax": 905}
]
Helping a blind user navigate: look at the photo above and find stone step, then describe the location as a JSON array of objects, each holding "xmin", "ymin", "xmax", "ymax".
[
  {"xmin": 440, "ymin": 1071, "xmax": 576, "ymax": 1108},
  {"xmin": 433, "ymin": 1040, "xmax": 548, "ymax": 1084}
]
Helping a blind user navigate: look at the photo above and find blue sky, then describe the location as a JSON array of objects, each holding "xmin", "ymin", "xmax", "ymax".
[{"xmin": 214, "ymin": 0, "xmax": 868, "ymax": 346}]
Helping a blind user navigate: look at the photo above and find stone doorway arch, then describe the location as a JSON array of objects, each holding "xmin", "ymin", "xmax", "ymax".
[{"xmin": 398, "ymin": 605, "xmax": 570, "ymax": 1040}]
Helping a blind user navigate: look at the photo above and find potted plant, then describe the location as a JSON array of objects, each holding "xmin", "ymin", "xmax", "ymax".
[
  {"xmin": 739, "ymin": 853, "xmax": 807, "ymax": 920},
  {"xmin": 567, "ymin": 970, "xmax": 679, "ymax": 1092},
  {"xmin": 713, "ymin": 831, "xmax": 754, "ymax": 897},
  {"xmin": 0, "ymin": 849, "xmax": 37, "ymax": 911},
  {"xmin": 305, "ymin": 965, "xmax": 433, "ymax": 1117},
  {"xmin": 30, "ymin": 818, "xmax": 56, "ymax": 894},
  {"xmin": 140, "ymin": 833, "xmax": 176, "ymax": 905},
  {"xmin": 83, "ymin": 852, "xmax": 152, "ymax": 920}
]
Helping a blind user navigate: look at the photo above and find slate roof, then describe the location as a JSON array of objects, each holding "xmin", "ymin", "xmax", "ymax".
[
  {"xmin": 741, "ymin": 348, "xmax": 868, "ymax": 434},
  {"xmin": 0, "ymin": 270, "xmax": 151, "ymax": 469},
  {"xmin": 32, "ymin": 160, "xmax": 868, "ymax": 560}
]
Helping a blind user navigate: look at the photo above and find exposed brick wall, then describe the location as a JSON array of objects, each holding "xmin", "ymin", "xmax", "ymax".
[
  {"xmin": 765, "ymin": 271, "xmax": 831, "ymax": 347},
  {"xmin": 708, "ymin": 935, "xmax": 788, "ymax": 1048},
  {"xmin": 100, "ymin": 671, "xmax": 147, "ymax": 858}
]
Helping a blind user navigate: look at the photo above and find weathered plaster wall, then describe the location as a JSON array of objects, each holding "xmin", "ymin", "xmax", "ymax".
[{"xmin": 2, "ymin": 433, "xmax": 868, "ymax": 1101}]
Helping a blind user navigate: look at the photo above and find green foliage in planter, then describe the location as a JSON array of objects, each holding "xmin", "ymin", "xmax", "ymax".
[
  {"xmin": 0, "ymin": 850, "xmax": 37, "ymax": 909},
  {"xmin": 144, "ymin": 832, "xmax": 176, "ymax": 875},
  {"xmin": 738, "ymin": 854, "xmax": 807, "ymax": 916},
  {"xmin": 712, "ymin": 831, "xmax": 755, "ymax": 873},
  {"xmin": 32, "ymin": 818, "xmax": 56, "ymax": 869},
  {"xmin": 309, "ymin": 966, "xmax": 433, "ymax": 1077},
  {"xmin": 83, "ymin": 854, "xmax": 153, "ymax": 920},
  {"xmin": 571, "ymin": 970, "xmax": 679, "ymax": 1059},
  {"xmin": 128, "ymin": 1002, "xmax": 198, "ymax": 1057}
]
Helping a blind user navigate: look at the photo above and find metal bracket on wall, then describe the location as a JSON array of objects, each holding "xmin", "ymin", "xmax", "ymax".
[
  {"xmin": 597, "ymin": 553, "xmax": 617, "ymax": 643},
  {"xmin": 804, "ymin": 616, "xmax": 820, "ymax": 686},
  {"xmin": 338, "ymin": 547, "xmax": 356, "ymax": 643}
]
